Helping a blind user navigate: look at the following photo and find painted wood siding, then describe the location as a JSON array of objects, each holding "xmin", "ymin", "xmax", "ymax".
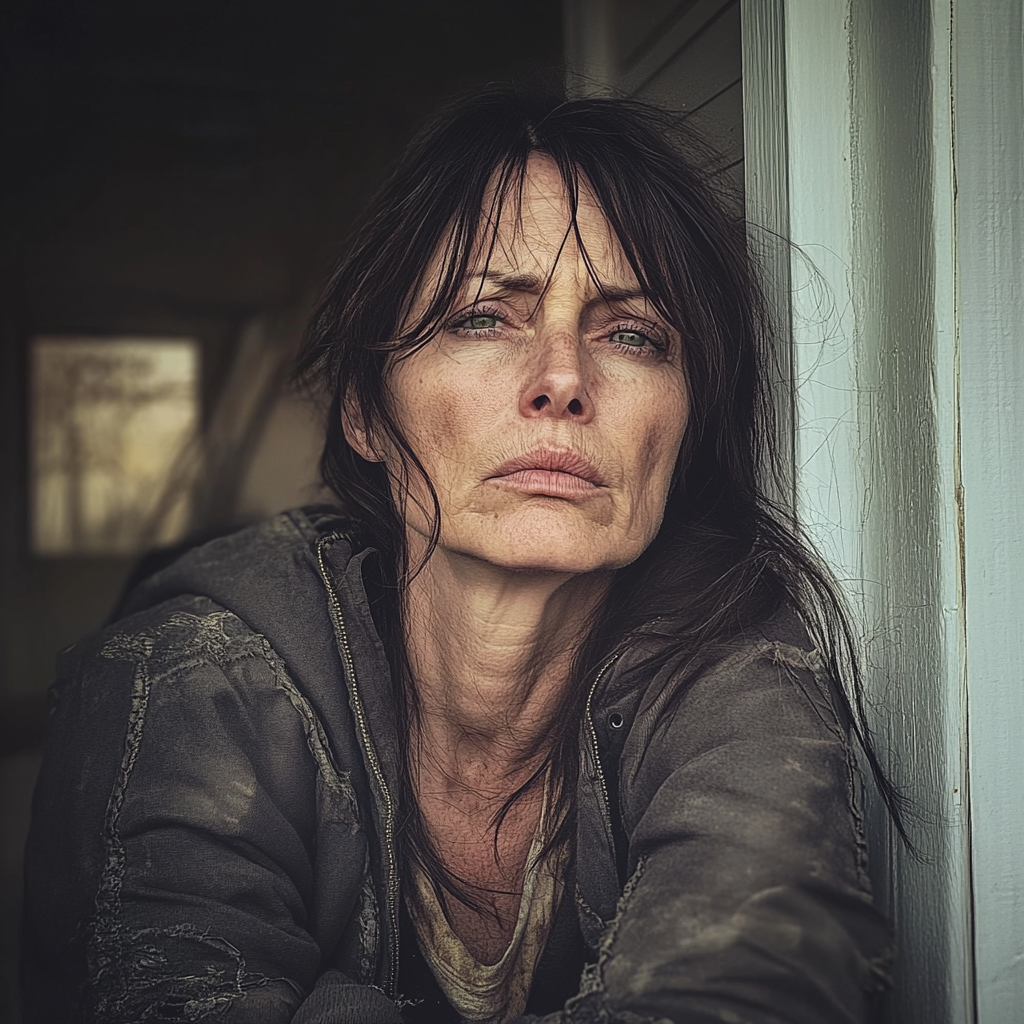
[
  {"xmin": 782, "ymin": 4, "xmax": 973, "ymax": 1020},
  {"xmin": 565, "ymin": 0, "xmax": 744, "ymax": 189},
  {"xmin": 620, "ymin": 0, "xmax": 743, "ymax": 181},
  {"xmin": 956, "ymin": 2, "xmax": 1024, "ymax": 1017}
]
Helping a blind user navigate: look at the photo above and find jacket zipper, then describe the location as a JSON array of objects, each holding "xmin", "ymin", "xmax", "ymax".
[
  {"xmin": 584, "ymin": 652, "xmax": 624, "ymax": 838},
  {"xmin": 316, "ymin": 535, "xmax": 400, "ymax": 996}
]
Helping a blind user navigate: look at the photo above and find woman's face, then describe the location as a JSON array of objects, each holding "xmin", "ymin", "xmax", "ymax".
[{"xmin": 353, "ymin": 154, "xmax": 689, "ymax": 575}]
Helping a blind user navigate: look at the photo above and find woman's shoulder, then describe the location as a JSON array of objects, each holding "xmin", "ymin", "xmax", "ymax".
[
  {"xmin": 609, "ymin": 602, "xmax": 827, "ymax": 710},
  {"xmin": 76, "ymin": 504, "xmax": 369, "ymax": 674},
  {"xmin": 51, "ymin": 505, "xmax": 373, "ymax": 759},
  {"xmin": 62, "ymin": 594, "xmax": 278, "ymax": 693},
  {"xmin": 607, "ymin": 603, "xmax": 853, "ymax": 787},
  {"xmin": 50, "ymin": 594, "xmax": 320, "ymax": 789},
  {"xmin": 676, "ymin": 605, "xmax": 836, "ymax": 724},
  {"xmin": 113, "ymin": 505, "xmax": 359, "ymax": 619}
]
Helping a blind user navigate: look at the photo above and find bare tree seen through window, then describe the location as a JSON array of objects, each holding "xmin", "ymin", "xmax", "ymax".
[{"xmin": 31, "ymin": 337, "xmax": 199, "ymax": 555}]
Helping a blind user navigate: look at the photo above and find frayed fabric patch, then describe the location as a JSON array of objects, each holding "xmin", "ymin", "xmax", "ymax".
[
  {"xmin": 574, "ymin": 887, "xmax": 607, "ymax": 952},
  {"xmin": 91, "ymin": 926, "xmax": 273, "ymax": 1023},
  {"xmin": 90, "ymin": 612, "xmax": 287, "ymax": 1021},
  {"xmin": 102, "ymin": 610, "xmax": 271, "ymax": 679},
  {"xmin": 597, "ymin": 856, "xmax": 647, "ymax": 963},
  {"xmin": 353, "ymin": 871, "xmax": 380, "ymax": 985},
  {"xmin": 556, "ymin": 860, "xmax": 656, "ymax": 1023}
]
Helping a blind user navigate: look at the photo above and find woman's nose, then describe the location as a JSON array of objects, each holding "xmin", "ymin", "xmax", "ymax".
[{"xmin": 518, "ymin": 327, "xmax": 594, "ymax": 422}]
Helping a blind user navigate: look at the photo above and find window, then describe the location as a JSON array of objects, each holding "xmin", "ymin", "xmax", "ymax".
[{"xmin": 30, "ymin": 336, "xmax": 200, "ymax": 555}]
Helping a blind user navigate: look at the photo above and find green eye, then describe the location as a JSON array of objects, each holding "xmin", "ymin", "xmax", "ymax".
[
  {"xmin": 467, "ymin": 314, "xmax": 499, "ymax": 330},
  {"xmin": 611, "ymin": 329, "xmax": 648, "ymax": 347}
]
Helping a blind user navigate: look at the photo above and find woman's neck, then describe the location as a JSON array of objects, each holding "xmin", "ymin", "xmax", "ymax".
[{"xmin": 402, "ymin": 544, "xmax": 611, "ymax": 793}]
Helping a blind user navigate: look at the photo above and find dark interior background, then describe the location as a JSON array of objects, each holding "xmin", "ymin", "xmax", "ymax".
[
  {"xmin": 0, "ymin": 0, "xmax": 564, "ymax": 716},
  {"xmin": 0, "ymin": 2, "xmax": 563, "ymax": 1016}
]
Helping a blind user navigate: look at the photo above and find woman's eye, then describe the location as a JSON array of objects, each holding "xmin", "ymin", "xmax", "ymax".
[
  {"xmin": 611, "ymin": 329, "xmax": 645, "ymax": 346},
  {"xmin": 610, "ymin": 328, "xmax": 660, "ymax": 349},
  {"xmin": 450, "ymin": 310, "xmax": 504, "ymax": 334}
]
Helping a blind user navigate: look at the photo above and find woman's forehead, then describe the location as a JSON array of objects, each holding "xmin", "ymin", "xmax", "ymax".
[
  {"xmin": 473, "ymin": 154, "xmax": 640, "ymax": 291},
  {"xmin": 406, "ymin": 154, "xmax": 651, "ymax": 323}
]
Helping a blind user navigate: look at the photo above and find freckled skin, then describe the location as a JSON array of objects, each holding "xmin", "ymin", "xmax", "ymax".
[{"xmin": 370, "ymin": 154, "xmax": 690, "ymax": 575}]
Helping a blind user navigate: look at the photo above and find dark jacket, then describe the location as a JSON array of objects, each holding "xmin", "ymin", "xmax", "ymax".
[{"xmin": 22, "ymin": 507, "xmax": 890, "ymax": 1024}]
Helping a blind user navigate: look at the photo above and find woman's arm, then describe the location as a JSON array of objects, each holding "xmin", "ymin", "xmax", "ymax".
[
  {"xmin": 520, "ymin": 632, "xmax": 890, "ymax": 1024},
  {"xmin": 22, "ymin": 597, "xmax": 401, "ymax": 1024}
]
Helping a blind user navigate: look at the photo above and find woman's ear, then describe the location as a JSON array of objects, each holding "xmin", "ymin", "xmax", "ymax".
[{"xmin": 341, "ymin": 393, "xmax": 382, "ymax": 463}]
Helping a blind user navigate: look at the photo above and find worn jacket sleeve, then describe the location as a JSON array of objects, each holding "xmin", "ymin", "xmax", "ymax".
[
  {"xmin": 22, "ymin": 599, "xmax": 401, "ymax": 1024},
  {"xmin": 524, "ymin": 636, "xmax": 891, "ymax": 1024}
]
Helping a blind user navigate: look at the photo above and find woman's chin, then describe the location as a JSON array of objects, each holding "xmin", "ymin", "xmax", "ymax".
[
  {"xmin": 490, "ymin": 547, "xmax": 611, "ymax": 575},
  {"xmin": 447, "ymin": 521, "xmax": 642, "ymax": 576}
]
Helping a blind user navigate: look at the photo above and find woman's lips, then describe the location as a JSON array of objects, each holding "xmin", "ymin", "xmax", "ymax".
[
  {"xmin": 488, "ymin": 448, "xmax": 604, "ymax": 498},
  {"xmin": 491, "ymin": 468, "xmax": 600, "ymax": 497}
]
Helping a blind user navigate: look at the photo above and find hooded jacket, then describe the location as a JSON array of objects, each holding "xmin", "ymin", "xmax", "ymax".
[{"xmin": 22, "ymin": 507, "xmax": 890, "ymax": 1024}]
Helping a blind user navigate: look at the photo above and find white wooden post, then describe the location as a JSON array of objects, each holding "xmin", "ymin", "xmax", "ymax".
[
  {"xmin": 779, "ymin": 1, "xmax": 975, "ymax": 1020},
  {"xmin": 955, "ymin": 2, "xmax": 1024, "ymax": 1018}
]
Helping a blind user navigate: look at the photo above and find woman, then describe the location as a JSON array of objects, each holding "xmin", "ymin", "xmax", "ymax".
[{"xmin": 23, "ymin": 89, "xmax": 897, "ymax": 1023}]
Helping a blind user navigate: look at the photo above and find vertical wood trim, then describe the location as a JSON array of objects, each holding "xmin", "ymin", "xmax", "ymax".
[
  {"xmin": 954, "ymin": 0, "xmax": 1024, "ymax": 1017},
  {"xmin": 782, "ymin": 0, "xmax": 861, "ymax": 582},
  {"xmin": 740, "ymin": 0, "xmax": 794, "ymax": 507},
  {"xmin": 848, "ymin": 4, "xmax": 973, "ymax": 1019},
  {"xmin": 931, "ymin": 3, "xmax": 978, "ymax": 1019}
]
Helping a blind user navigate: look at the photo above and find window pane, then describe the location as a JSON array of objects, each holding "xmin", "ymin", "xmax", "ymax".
[{"xmin": 31, "ymin": 337, "xmax": 200, "ymax": 555}]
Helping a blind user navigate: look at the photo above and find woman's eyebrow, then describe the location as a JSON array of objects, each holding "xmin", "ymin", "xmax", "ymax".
[
  {"xmin": 469, "ymin": 270, "xmax": 544, "ymax": 292},
  {"xmin": 469, "ymin": 272, "xmax": 650, "ymax": 309},
  {"xmin": 590, "ymin": 287, "xmax": 649, "ymax": 306}
]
